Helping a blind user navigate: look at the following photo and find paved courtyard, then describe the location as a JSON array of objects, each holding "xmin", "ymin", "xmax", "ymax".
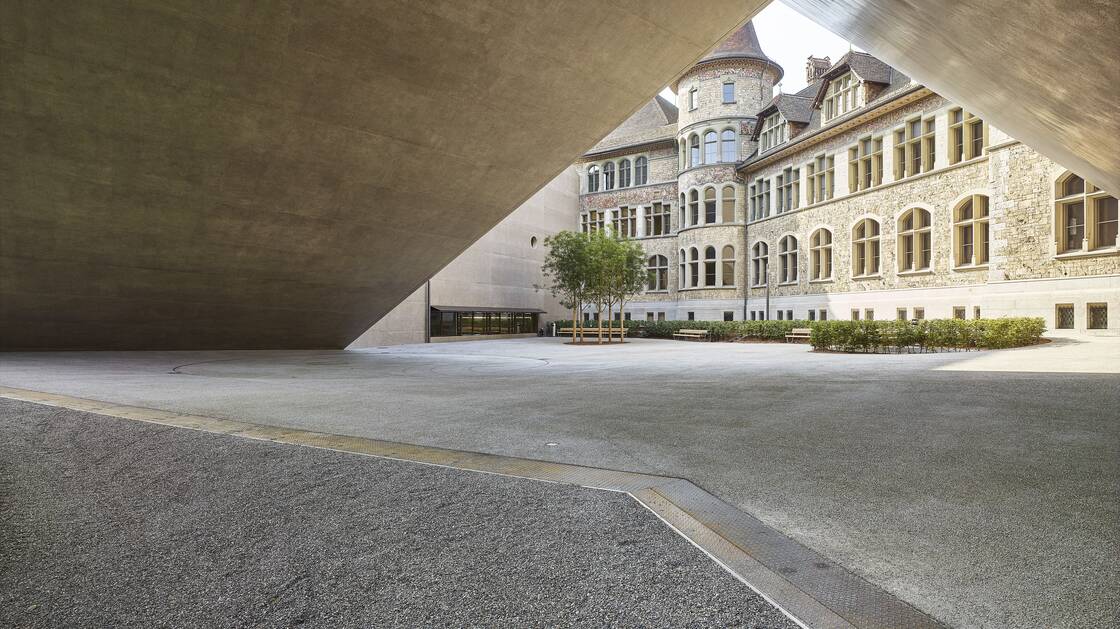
[{"xmin": 1, "ymin": 337, "xmax": 1117, "ymax": 628}]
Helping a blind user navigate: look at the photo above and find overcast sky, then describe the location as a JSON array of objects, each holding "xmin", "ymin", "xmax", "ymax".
[{"xmin": 660, "ymin": 1, "xmax": 857, "ymax": 101}]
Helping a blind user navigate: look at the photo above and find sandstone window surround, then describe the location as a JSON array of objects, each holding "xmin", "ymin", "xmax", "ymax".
[
  {"xmin": 897, "ymin": 207, "xmax": 932, "ymax": 273},
  {"xmin": 721, "ymin": 129, "xmax": 738, "ymax": 162},
  {"xmin": 679, "ymin": 193, "xmax": 686, "ymax": 229},
  {"xmin": 645, "ymin": 202, "xmax": 671, "ymax": 236},
  {"xmin": 848, "ymin": 135, "xmax": 883, "ymax": 193},
  {"xmin": 580, "ymin": 210, "xmax": 605, "ymax": 234},
  {"xmin": 760, "ymin": 111, "xmax": 788, "ymax": 153},
  {"xmin": 823, "ymin": 72, "xmax": 859, "ymax": 122},
  {"xmin": 749, "ymin": 178, "xmax": 770, "ymax": 221},
  {"xmin": 852, "ymin": 217, "xmax": 882, "ymax": 278},
  {"xmin": 619, "ymin": 159, "xmax": 631, "ymax": 188},
  {"xmin": 1088, "ymin": 303, "xmax": 1108, "ymax": 330},
  {"xmin": 776, "ymin": 166, "xmax": 800, "ymax": 214},
  {"xmin": 949, "ymin": 108, "xmax": 987, "ymax": 164},
  {"xmin": 613, "ymin": 206, "xmax": 637, "ymax": 238},
  {"xmin": 603, "ymin": 161, "xmax": 615, "ymax": 190},
  {"xmin": 689, "ymin": 247, "xmax": 700, "ymax": 288},
  {"xmin": 778, "ymin": 235, "xmax": 799, "ymax": 284},
  {"xmin": 721, "ymin": 185, "xmax": 736, "ymax": 223},
  {"xmin": 704, "ymin": 187, "xmax": 717, "ymax": 224},
  {"xmin": 634, "ymin": 156, "xmax": 648, "ymax": 185},
  {"xmin": 914, "ymin": 307, "xmax": 925, "ymax": 320},
  {"xmin": 894, "ymin": 116, "xmax": 936, "ymax": 180},
  {"xmin": 953, "ymin": 194, "xmax": 990, "ymax": 268},
  {"xmin": 810, "ymin": 227, "xmax": 833, "ymax": 281},
  {"xmin": 1054, "ymin": 172, "xmax": 1118, "ymax": 255},
  {"xmin": 704, "ymin": 246, "xmax": 718, "ymax": 286},
  {"xmin": 689, "ymin": 134, "xmax": 701, "ymax": 167},
  {"xmin": 679, "ymin": 248, "xmax": 687, "ymax": 289},
  {"xmin": 688, "ymin": 189, "xmax": 700, "ymax": 227},
  {"xmin": 722, "ymin": 81, "xmax": 735, "ymax": 104},
  {"xmin": 688, "ymin": 87, "xmax": 698, "ymax": 111},
  {"xmin": 647, "ymin": 254, "xmax": 668, "ymax": 291},
  {"xmin": 587, "ymin": 165, "xmax": 600, "ymax": 192},
  {"xmin": 806, "ymin": 153, "xmax": 835, "ymax": 204},
  {"xmin": 721, "ymin": 245, "xmax": 736, "ymax": 287},
  {"xmin": 751, "ymin": 241, "xmax": 769, "ymax": 287}
]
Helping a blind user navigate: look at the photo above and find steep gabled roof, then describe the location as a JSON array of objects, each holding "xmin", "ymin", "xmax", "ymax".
[
  {"xmin": 696, "ymin": 21, "xmax": 783, "ymax": 82},
  {"xmin": 749, "ymin": 93, "xmax": 814, "ymax": 141},
  {"xmin": 585, "ymin": 95, "xmax": 678, "ymax": 156},
  {"xmin": 810, "ymin": 51, "xmax": 896, "ymax": 109}
]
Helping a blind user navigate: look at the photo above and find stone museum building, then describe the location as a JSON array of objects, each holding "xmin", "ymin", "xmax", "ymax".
[{"xmin": 576, "ymin": 22, "xmax": 1117, "ymax": 334}]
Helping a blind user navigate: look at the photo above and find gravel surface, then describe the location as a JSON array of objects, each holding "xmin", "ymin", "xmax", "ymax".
[{"xmin": 0, "ymin": 399, "xmax": 797, "ymax": 628}]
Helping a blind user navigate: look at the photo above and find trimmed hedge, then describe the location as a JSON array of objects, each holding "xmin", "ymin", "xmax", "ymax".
[
  {"xmin": 550, "ymin": 316, "xmax": 1046, "ymax": 351},
  {"xmin": 550, "ymin": 319, "xmax": 812, "ymax": 342},
  {"xmin": 809, "ymin": 318, "xmax": 1046, "ymax": 352}
]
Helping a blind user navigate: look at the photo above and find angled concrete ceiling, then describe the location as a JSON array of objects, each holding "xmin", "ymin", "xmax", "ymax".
[
  {"xmin": 0, "ymin": 0, "xmax": 766, "ymax": 350},
  {"xmin": 784, "ymin": 0, "xmax": 1120, "ymax": 193}
]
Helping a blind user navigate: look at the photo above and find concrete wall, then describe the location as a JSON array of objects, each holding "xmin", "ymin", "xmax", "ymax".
[{"xmin": 349, "ymin": 168, "xmax": 578, "ymax": 348}]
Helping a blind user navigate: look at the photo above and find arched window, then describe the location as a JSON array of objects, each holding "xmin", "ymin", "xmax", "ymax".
[
  {"xmin": 810, "ymin": 228, "xmax": 833, "ymax": 280},
  {"xmin": 1055, "ymin": 172, "xmax": 1117, "ymax": 253},
  {"xmin": 954, "ymin": 195, "xmax": 990, "ymax": 266},
  {"xmin": 721, "ymin": 245, "xmax": 735, "ymax": 286},
  {"xmin": 679, "ymin": 139, "xmax": 687, "ymax": 170},
  {"xmin": 721, "ymin": 186, "xmax": 735, "ymax": 222},
  {"xmin": 898, "ymin": 207, "xmax": 932, "ymax": 272},
  {"xmin": 618, "ymin": 159, "xmax": 631, "ymax": 188},
  {"xmin": 751, "ymin": 242, "xmax": 769, "ymax": 287},
  {"xmin": 704, "ymin": 187, "xmax": 716, "ymax": 224},
  {"xmin": 586, "ymin": 165, "xmax": 599, "ymax": 193},
  {"xmin": 603, "ymin": 162, "xmax": 615, "ymax": 190},
  {"xmin": 689, "ymin": 134, "xmax": 700, "ymax": 167},
  {"xmin": 721, "ymin": 129, "xmax": 737, "ymax": 162},
  {"xmin": 679, "ymin": 249, "xmax": 686, "ymax": 289},
  {"xmin": 634, "ymin": 156, "xmax": 648, "ymax": 185},
  {"xmin": 688, "ymin": 189, "xmax": 699, "ymax": 227},
  {"xmin": 704, "ymin": 246, "xmax": 717, "ymax": 286},
  {"xmin": 647, "ymin": 255, "xmax": 668, "ymax": 291},
  {"xmin": 779, "ymin": 235, "xmax": 798, "ymax": 283},
  {"xmin": 679, "ymin": 193, "xmax": 686, "ymax": 229},
  {"xmin": 704, "ymin": 131, "xmax": 718, "ymax": 164},
  {"xmin": 689, "ymin": 247, "xmax": 699, "ymax": 288},
  {"xmin": 852, "ymin": 218, "xmax": 881, "ymax": 277}
]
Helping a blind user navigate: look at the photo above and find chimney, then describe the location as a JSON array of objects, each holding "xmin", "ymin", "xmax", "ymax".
[{"xmin": 806, "ymin": 56, "xmax": 831, "ymax": 85}]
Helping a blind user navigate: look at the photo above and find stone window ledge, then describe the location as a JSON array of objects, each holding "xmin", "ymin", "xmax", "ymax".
[
  {"xmin": 678, "ymin": 286, "xmax": 737, "ymax": 292},
  {"xmin": 898, "ymin": 269, "xmax": 934, "ymax": 277},
  {"xmin": 808, "ymin": 278, "xmax": 834, "ymax": 284},
  {"xmin": 1054, "ymin": 248, "xmax": 1119, "ymax": 260},
  {"xmin": 778, "ymin": 281, "xmax": 799, "ymax": 286},
  {"xmin": 952, "ymin": 264, "xmax": 989, "ymax": 272},
  {"xmin": 852, "ymin": 274, "xmax": 883, "ymax": 281},
  {"xmin": 644, "ymin": 290, "xmax": 670, "ymax": 294}
]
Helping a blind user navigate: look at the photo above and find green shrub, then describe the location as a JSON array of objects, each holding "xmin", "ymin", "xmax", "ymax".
[
  {"xmin": 809, "ymin": 317, "xmax": 1045, "ymax": 352},
  {"xmin": 550, "ymin": 318, "xmax": 813, "ymax": 342}
]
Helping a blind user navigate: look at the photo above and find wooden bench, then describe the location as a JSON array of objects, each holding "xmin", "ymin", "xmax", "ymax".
[
  {"xmin": 785, "ymin": 327, "xmax": 812, "ymax": 343},
  {"xmin": 672, "ymin": 328, "xmax": 710, "ymax": 341},
  {"xmin": 559, "ymin": 327, "xmax": 627, "ymax": 339}
]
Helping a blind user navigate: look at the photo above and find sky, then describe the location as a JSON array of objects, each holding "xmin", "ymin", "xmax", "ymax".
[{"xmin": 659, "ymin": 1, "xmax": 857, "ymax": 101}]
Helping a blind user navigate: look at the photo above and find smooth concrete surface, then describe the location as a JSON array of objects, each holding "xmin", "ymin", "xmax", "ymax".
[
  {"xmin": 2, "ymin": 338, "xmax": 1117, "ymax": 627},
  {"xmin": 785, "ymin": 0, "xmax": 1120, "ymax": 193},
  {"xmin": 1, "ymin": 399, "xmax": 797, "ymax": 628},
  {"xmin": 0, "ymin": 0, "xmax": 765, "ymax": 350}
]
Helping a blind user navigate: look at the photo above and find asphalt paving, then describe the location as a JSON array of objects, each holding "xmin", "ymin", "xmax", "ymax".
[{"xmin": 0, "ymin": 398, "xmax": 797, "ymax": 628}]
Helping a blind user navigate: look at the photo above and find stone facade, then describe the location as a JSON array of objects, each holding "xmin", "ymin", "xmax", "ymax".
[{"xmin": 572, "ymin": 24, "xmax": 1118, "ymax": 334}]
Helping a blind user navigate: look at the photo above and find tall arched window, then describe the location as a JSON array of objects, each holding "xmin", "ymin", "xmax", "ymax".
[
  {"xmin": 810, "ymin": 228, "xmax": 833, "ymax": 280},
  {"xmin": 587, "ymin": 165, "xmax": 600, "ymax": 193},
  {"xmin": 679, "ymin": 139, "xmax": 687, "ymax": 170},
  {"xmin": 704, "ymin": 246, "xmax": 717, "ymax": 286},
  {"xmin": 779, "ymin": 235, "xmax": 798, "ymax": 283},
  {"xmin": 647, "ymin": 255, "xmax": 668, "ymax": 291},
  {"xmin": 704, "ymin": 187, "xmax": 716, "ymax": 224},
  {"xmin": 679, "ymin": 249, "xmax": 686, "ymax": 288},
  {"xmin": 1055, "ymin": 172, "xmax": 1117, "ymax": 253},
  {"xmin": 898, "ymin": 207, "xmax": 932, "ymax": 272},
  {"xmin": 954, "ymin": 195, "xmax": 990, "ymax": 266},
  {"xmin": 751, "ymin": 242, "xmax": 769, "ymax": 287},
  {"xmin": 688, "ymin": 189, "xmax": 699, "ymax": 226},
  {"xmin": 721, "ymin": 129, "xmax": 737, "ymax": 162},
  {"xmin": 618, "ymin": 159, "xmax": 631, "ymax": 188},
  {"xmin": 603, "ymin": 162, "xmax": 615, "ymax": 190},
  {"xmin": 689, "ymin": 247, "xmax": 699, "ymax": 288},
  {"xmin": 852, "ymin": 218, "xmax": 881, "ymax": 277},
  {"xmin": 634, "ymin": 156, "xmax": 648, "ymax": 185},
  {"xmin": 679, "ymin": 193, "xmax": 686, "ymax": 229},
  {"xmin": 689, "ymin": 134, "xmax": 700, "ymax": 167},
  {"xmin": 704, "ymin": 131, "xmax": 718, "ymax": 164},
  {"xmin": 721, "ymin": 245, "xmax": 735, "ymax": 286},
  {"xmin": 721, "ymin": 186, "xmax": 735, "ymax": 222}
]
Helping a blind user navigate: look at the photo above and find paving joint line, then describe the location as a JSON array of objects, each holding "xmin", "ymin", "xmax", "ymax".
[{"xmin": 0, "ymin": 385, "xmax": 944, "ymax": 629}]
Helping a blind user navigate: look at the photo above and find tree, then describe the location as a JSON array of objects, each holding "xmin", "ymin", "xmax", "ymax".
[{"xmin": 541, "ymin": 231, "xmax": 590, "ymax": 343}]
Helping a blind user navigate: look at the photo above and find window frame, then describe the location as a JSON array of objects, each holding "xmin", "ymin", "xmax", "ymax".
[
  {"xmin": 897, "ymin": 206, "xmax": 933, "ymax": 273},
  {"xmin": 1054, "ymin": 172, "xmax": 1118, "ymax": 254},
  {"xmin": 778, "ymin": 235, "xmax": 799, "ymax": 284},
  {"xmin": 954, "ymin": 194, "xmax": 990, "ymax": 267},
  {"xmin": 809, "ymin": 227, "xmax": 833, "ymax": 281},
  {"xmin": 851, "ymin": 217, "xmax": 882, "ymax": 278}
]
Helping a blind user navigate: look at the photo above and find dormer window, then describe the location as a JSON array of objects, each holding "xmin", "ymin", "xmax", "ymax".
[
  {"xmin": 759, "ymin": 112, "xmax": 787, "ymax": 152},
  {"xmin": 823, "ymin": 72, "xmax": 858, "ymax": 122}
]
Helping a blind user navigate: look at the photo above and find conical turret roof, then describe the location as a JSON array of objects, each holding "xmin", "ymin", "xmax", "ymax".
[{"xmin": 698, "ymin": 21, "xmax": 783, "ymax": 81}]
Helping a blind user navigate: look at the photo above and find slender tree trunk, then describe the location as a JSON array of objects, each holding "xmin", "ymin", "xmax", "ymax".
[
  {"xmin": 597, "ymin": 303, "xmax": 604, "ymax": 344},
  {"xmin": 571, "ymin": 304, "xmax": 577, "ymax": 344}
]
